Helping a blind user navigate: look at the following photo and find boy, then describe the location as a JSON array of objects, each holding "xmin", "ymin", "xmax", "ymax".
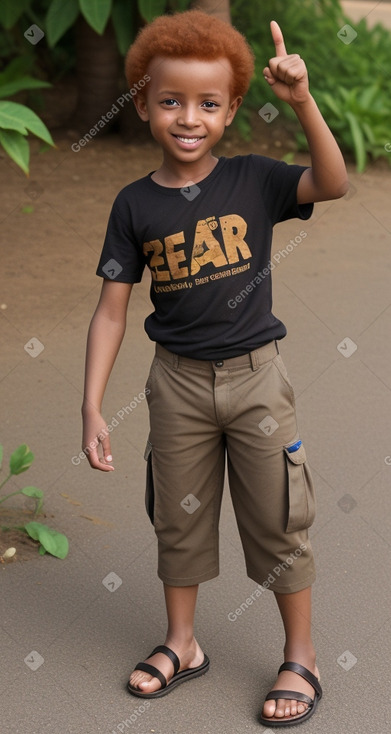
[{"xmin": 82, "ymin": 10, "xmax": 347, "ymax": 726}]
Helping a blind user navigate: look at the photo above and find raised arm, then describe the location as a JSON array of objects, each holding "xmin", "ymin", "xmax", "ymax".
[
  {"xmin": 82, "ymin": 280, "xmax": 133, "ymax": 471},
  {"xmin": 263, "ymin": 20, "xmax": 348, "ymax": 204}
]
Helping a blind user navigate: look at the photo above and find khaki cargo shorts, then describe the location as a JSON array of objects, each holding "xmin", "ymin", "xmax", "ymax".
[{"xmin": 143, "ymin": 341, "xmax": 316, "ymax": 593}]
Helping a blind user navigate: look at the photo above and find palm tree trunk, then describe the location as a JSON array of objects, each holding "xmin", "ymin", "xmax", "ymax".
[
  {"xmin": 191, "ymin": 0, "xmax": 231, "ymax": 23},
  {"xmin": 72, "ymin": 16, "xmax": 120, "ymax": 133}
]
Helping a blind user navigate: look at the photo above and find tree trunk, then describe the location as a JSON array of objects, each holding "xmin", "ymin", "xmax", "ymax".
[
  {"xmin": 191, "ymin": 0, "xmax": 231, "ymax": 23},
  {"xmin": 72, "ymin": 16, "xmax": 121, "ymax": 133}
]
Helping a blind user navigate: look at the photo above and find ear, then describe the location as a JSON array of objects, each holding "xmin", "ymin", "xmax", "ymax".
[
  {"xmin": 133, "ymin": 94, "xmax": 149, "ymax": 121},
  {"xmin": 225, "ymin": 96, "xmax": 242, "ymax": 127}
]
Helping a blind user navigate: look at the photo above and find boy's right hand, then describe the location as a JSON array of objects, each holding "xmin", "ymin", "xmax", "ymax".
[{"xmin": 82, "ymin": 406, "xmax": 115, "ymax": 472}]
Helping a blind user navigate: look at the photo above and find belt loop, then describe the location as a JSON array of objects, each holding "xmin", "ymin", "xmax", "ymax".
[
  {"xmin": 250, "ymin": 349, "xmax": 259, "ymax": 371},
  {"xmin": 172, "ymin": 353, "xmax": 179, "ymax": 371},
  {"xmin": 275, "ymin": 339, "xmax": 280, "ymax": 354}
]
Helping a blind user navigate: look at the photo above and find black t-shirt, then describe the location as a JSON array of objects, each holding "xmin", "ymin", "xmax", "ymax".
[{"xmin": 96, "ymin": 154, "xmax": 313, "ymax": 359}]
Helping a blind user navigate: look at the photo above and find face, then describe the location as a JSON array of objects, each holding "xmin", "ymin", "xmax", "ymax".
[{"xmin": 134, "ymin": 56, "xmax": 241, "ymax": 169}]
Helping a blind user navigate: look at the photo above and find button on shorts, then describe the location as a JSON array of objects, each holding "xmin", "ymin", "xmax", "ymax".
[{"xmin": 143, "ymin": 341, "xmax": 316, "ymax": 593}]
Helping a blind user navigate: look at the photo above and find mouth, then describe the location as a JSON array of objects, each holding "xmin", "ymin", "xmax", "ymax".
[{"xmin": 172, "ymin": 134, "xmax": 205, "ymax": 148}]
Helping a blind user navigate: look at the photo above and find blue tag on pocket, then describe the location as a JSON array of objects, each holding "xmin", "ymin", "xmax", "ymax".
[{"xmin": 286, "ymin": 440, "xmax": 302, "ymax": 453}]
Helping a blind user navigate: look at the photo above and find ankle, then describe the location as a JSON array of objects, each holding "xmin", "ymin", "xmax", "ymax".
[
  {"xmin": 164, "ymin": 633, "xmax": 196, "ymax": 651},
  {"xmin": 283, "ymin": 642, "xmax": 316, "ymax": 666}
]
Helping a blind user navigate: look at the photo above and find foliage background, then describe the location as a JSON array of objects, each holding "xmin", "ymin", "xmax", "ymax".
[{"xmin": 0, "ymin": 0, "xmax": 390, "ymax": 171}]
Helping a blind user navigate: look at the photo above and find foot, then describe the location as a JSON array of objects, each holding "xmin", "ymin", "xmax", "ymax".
[
  {"xmin": 262, "ymin": 653, "xmax": 320, "ymax": 722},
  {"xmin": 129, "ymin": 637, "xmax": 205, "ymax": 693}
]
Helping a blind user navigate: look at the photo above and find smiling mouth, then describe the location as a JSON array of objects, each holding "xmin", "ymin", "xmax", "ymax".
[{"xmin": 173, "ymin": 135, "xmax": 204, "ymax": 143}]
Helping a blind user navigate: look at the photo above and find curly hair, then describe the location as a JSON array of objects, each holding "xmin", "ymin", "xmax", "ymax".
[{"xmin": 125, "ymin": 9, "xmax": 255, "ymax": 99}]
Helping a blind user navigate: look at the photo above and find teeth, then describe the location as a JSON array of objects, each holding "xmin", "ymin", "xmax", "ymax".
[{"xmin": 176, "ymin": 136, "xmax": 200, "ymax": 143}]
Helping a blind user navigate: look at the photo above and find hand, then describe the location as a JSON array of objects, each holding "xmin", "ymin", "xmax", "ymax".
[
  {"xmin": 82, "ymin": 406, "xmax": 115, "ymax": 472},
  {"xmin": 263, "ymin": 21, "xmax": 310, "ymax": 106}
]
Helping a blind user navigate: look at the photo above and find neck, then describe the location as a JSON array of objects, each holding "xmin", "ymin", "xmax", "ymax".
[{"xmin": 152, "ymin": 153, "xmax": 219, "ymax": 187}]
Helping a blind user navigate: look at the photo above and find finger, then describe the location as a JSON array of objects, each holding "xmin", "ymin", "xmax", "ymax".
[
  {"xmin": 270, "ymin": 20, "xmax": 287, "ymax": 57},
  {"xmin": 263, "ymin": 66, "xmax": 276, "ymax": 85},
  {"xmin": 100, "ymin": 434, "xmax": 113, "ymax": 466},
  {"xmin": 86, "ymin": 443, "xmax": 114, "ymax": 471}
]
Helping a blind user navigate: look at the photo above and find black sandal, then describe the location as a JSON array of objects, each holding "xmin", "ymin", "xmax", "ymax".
[
  {"xmin": 259, "ymin": 661, "xmax": 322, "ymax": 727},
  {"xmin": 127, "ymin": 644, "xmax": 210, "ymax": 699}
]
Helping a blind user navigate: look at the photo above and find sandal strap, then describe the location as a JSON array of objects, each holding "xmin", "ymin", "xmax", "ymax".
[
  {"xmin": 150, "ymin": 645, "xmax": 180, "ymax": 676},
  {"xmin": 133, "ymin": 662, "xmax": 167, "ymax": 689},
  {"xmin": 264, "ymin": 689, "xmax": 313, "ymax": 706},
  {"xmin": 278, "ymin": 661, "xmax": 322, "ymax": 699}
]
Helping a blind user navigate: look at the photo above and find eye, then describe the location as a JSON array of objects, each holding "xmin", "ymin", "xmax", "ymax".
[
  {"xmin": 202, "ymin": 101, "xmax": 219, "ymax": 109},
  {"xmin": 161, "ymin": 98, "xmax": 179, "ymax": 107}
]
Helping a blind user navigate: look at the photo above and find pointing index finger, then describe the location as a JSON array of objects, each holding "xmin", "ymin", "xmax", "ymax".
[{"xmin": 271, "ymin": 20, "xmax": 287, "ymax": 56}]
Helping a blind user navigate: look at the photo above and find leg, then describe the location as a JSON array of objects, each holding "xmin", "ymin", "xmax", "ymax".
[
  {"xmin": 129, "ymin": 583, "xmax": 206, "ymax": 693},
  {"xmin": 261, "ymin": 586, "xmax": 319, "ymax": 721}
]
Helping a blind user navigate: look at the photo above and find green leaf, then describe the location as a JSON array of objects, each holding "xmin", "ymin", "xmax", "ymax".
[
  {"xmin": 0, "ymin": 0, "xmax": 31, "ymax": 29},
  {"xmin": 358, "ymin": 84, "xmax": 379, "ymax": 110},
  {"xmin": 137, "ymin": 0, "xmax": 166, "ymax": 22},
  {"xmin": 0, "ymin": 129, "xmax": 29, "ymax": 174},
  {"xmin": 168, "ymin": 0, "xmax": 190, "ymax": 9},
  {"xmin": 79, "ymin": 0, "xmax": 112, "ymax": 35},
  {"xmin": 46, "ymin": 0, "xmax": 79, "ymax": 47},
  {"xmin": 0, "ymin": 77, "xmax": 51, "ymax": 100},
  {"xmin": 320, "ymin": 92, "xmax": 342, "ymax": 119},
  {"xmin": 0, "ymin": 101, "xmax": 55, "ymax": 146},
  {"xmin": 39, "ymin": 544, "xmax": 47, "ymax": 555},
  {"xmin": 21, "ymin": 486, "xmax": 43, "ymax": 499},
  {"xmin": 22, "ymin": 486, "xmax": 43, "ymax": 514},
  {"xmin": 9, "ymin": 444, "xmax": 34, "ymax": 475},
  {"xmin": 361, "ymin": 121, "xmax": 375, "ymax": 146},
  {"xmin": 24, "ymin": 522, "xmax": 69, "ymax": 559},
  {"xmin": 345, "ymin": 111, "xmax": 366, "ymax": 173},
  {"xmin": 0, "ymin": 57, "xmax": 35, "ymax": 83},
  {"xmin": 112, "ymin": 0, "xmax": 136, "ymax": 55}
]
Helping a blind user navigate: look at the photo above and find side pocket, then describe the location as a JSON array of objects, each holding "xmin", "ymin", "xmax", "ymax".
[
  {"xmin": 284, "ymin": 441, "xmax": 316, "ymax": 533},
  {"xmin": 144, "ymin": 438, "xmax": 155, "ymax": 525}
]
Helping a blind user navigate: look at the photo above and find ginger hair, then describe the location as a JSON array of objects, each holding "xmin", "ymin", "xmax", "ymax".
[{"xmin": 125, "ymin": 9, "xmax": 255, "ymax": 99}]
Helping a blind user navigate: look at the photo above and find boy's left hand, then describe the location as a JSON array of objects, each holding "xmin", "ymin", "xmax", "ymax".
[{"xmin": 263, "ymin": 21, "xmax": 310, "ymax": 106}]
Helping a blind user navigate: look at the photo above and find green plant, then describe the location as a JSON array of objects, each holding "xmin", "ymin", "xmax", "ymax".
[
  {"xmin": 310, "ymin": 84, "xmax": 391, "ymax": 172},
  {"xmin": 230, "ymin": 0, "xmax": 391, "ymax": 169},
  {"xmin": 0, "ymin": 444, "xmax": 69, "ymax": 559},
  {"xmin": 44, "ymin": 0, "xmax": 190, "ymax": 52},
  {"xmin": 0, "ymin": 58, "xmax": 55, "ymax": 174}
]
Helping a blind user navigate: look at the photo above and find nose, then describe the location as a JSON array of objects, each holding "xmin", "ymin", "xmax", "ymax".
[{"xmin": 177, "ymin": 104, "xmax": 200, "ymax": 128}]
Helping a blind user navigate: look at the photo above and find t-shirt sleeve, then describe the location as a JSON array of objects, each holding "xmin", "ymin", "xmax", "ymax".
[
  {"xmin": 250, "ymin": 154, "xmax": 313, "ymax": 225},
  {"xmin": 96, "ymin": 191, "xmax": 145, "ymax": 283}
]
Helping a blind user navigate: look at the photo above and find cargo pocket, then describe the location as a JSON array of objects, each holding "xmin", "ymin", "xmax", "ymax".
[
  {"xmin": 144, "ymin": 438, "xmax": 155, "ymax": 525},
  {"xmin": 284, "ymin": 440, "xmax": 316, "ymax": 533}
]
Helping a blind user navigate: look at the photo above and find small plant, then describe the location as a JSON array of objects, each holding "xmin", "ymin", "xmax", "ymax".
[
  {"xmin": 0, "ymin": 58, "xmax": 55, "ymax": 175},
  {"xmin": 0, "ymin": 444, "xmax": 69, "ymax": 559}
]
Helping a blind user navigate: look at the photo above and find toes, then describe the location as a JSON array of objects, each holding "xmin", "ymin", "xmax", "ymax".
[
  {"xmin": 262, "ymin": 697, "xmax": 309, "ymax": 721},
  {"xmin": 262, "ymin": 699, "xmax": 277, "ymax": 717},
  {"xmin": 275, "ymin": 699, "xmax": 291, "ymax": 718},
  {"xmin": 129, "ymin": 672, "xmax": 160, "ymax": 692}
]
